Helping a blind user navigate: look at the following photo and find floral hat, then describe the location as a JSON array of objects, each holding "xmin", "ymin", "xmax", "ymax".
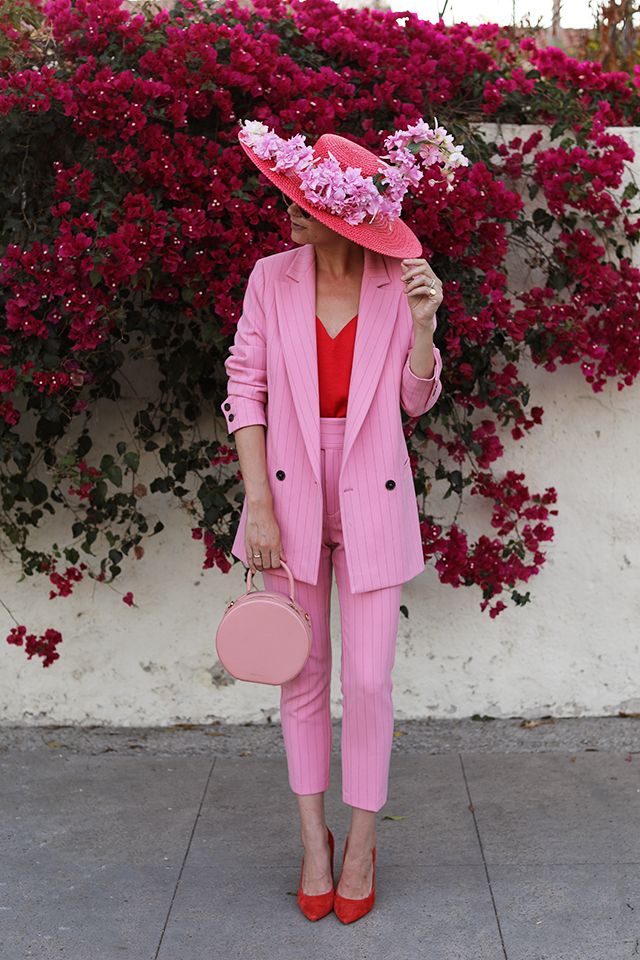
[{"xmin": 238, "ymin": 117, "xmax": 468, "ymax": 259}]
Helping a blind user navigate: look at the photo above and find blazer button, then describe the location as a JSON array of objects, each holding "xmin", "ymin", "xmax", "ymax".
[
  {"xmin": 223, "ymin": 402, "xmax": 231, "ymax": 410},
  {"xmin": 276, "ymin": 469, "xmax": 286, "ymax": 480},
  {"xmin": 385, "ymin": 479, "xmax": 396, "ymax": 490},
  {"xmin": 228, "ymin": 413, "xmax": 234, "ymax": 421}
]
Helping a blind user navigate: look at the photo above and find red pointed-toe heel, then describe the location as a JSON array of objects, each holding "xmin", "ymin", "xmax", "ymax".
[
  {"xmin": 333, "ymin": 833, "xmax": 376, "ymax": 924},
  {"xmin": 297, "ymin": 826, "xmax": 335, "ymax": 921}
]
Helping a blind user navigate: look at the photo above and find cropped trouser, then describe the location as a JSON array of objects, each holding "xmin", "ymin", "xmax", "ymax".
[{"xmin": 261, "ymin": 416, "xmax": 404, "ymax": 813}]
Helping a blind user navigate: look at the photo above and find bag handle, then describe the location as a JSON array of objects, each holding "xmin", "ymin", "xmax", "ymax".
[{"xmin": 246, "ymin": 559, "xmax": 296, "ymax": 602}]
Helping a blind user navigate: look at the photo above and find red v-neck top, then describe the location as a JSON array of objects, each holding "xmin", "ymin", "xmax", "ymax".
[{"xmin": 316, "ymin": 314, "xmax": 358, "ymax": 417}]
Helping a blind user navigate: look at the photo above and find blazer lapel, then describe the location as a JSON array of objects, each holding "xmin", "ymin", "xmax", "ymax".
[{"xmin": 275, "ymin": 243, "xmax": 401, "ymax": 485}]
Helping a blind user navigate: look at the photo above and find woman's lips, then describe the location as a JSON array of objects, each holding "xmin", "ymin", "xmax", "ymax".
[{"xmin": 290, "ymin": 220, "xmax": 305, "ymax": 227}]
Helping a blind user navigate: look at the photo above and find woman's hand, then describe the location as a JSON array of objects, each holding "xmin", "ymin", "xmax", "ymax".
[
  {"xmin": 400, "ymin": 257, "xmax": 443, "ymax": 332},
  {"xmin": 245, "ymin": 501, "xmax": 287, "ymax": 575}
]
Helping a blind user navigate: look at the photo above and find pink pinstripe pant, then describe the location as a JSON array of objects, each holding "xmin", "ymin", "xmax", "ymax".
[{"xmin": 261, "ymin": 416, "xmax": 403, "ymax": 813}]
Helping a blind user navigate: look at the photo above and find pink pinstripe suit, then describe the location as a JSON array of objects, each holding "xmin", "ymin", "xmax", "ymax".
[{"xmin": 221, "ymin": 242, "xmax": 443, "ymax": 811}]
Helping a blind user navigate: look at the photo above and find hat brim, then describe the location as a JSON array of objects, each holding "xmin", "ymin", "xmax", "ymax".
[{"xmin": 239, "ymin": 138, "xmax": 423, "ymax": 260}]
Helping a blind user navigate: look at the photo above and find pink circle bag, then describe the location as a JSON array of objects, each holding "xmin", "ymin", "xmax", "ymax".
[{"xmin": 215, "ymin": 560, "xmax": 313, "ymax": 685}]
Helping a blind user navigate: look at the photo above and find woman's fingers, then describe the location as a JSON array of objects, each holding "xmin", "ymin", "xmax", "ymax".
[
  {"xmin": 246, "ymin": 542, "xmax": 285, "ymax": 572},
  {"xmin": 405, "ymin": 271, "xmax": 440, "ymax": 291},
  {"xmin": 245, "ymin": 506, "xmax": 286, "ymax": 572},
  {"xmin": 246, "ymin": 540, "xmax": 261, "ymax": 574},
  {"xmin": 263, "ymin": 548, "xmax": 283, "ymax": 569}
]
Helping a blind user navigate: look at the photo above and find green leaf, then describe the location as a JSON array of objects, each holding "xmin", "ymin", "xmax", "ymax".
[
  {"xmin": 77, "ymin": 434, "xmax": 92, "ymax": 457},
  {"xmin": 104, "ymin": 465, "xmax": 123, "ymax": 487},
  {"xmin": 448, "ymin": 470, "xmax": 463, "ymax": 495},
  {"xmin": 93, "ymin": 479, "xmax": 108, "ymax": 504},
  {"xmin": 25, "ymin": 479, "xmax": 48, "ymax": 505},
  {"xmin": 532, "ymin": 207, "xmax": 553, "ymax": 232}
]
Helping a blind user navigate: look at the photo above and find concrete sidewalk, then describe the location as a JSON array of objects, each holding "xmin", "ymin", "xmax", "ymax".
[{"xmin": 1, "ymin": 717, "xmax": 639, "ymax": 960}]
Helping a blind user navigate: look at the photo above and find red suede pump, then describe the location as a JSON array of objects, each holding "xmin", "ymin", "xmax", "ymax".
[
  {"xmin": 333, "ymin": 833, "xmax": 376, "ymax": 924},
  {"xmin": 297, "ymin": 826, "xmax": 335, "ymax": 921}
]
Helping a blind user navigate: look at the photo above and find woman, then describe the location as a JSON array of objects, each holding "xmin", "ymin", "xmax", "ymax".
[{"xmin": 221, "ymin": 122, "xmax": 445, "ymax": 923}]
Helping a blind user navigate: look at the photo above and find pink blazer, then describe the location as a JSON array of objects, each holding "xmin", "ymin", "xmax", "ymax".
[{"xmin": 220, "ymin": 242, "xmax": 443, "ymax": 593}]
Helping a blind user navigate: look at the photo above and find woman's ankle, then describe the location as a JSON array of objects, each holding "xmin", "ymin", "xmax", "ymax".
[
  {"xmin": 345, "ymin": 830, "xmax": 376, "ymax": 856},
  {"xmin": 301, "ymin": 828, "xmax": 329, "ymax": 849}
]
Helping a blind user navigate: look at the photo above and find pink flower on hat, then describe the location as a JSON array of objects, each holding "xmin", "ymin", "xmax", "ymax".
[
  {"xmin": 298, "ymin": 154, "xmax": 384, "ymax": 226},
  {"xmin": 238, "ymin": 116, "xmax": 468, "ymax": 227}
]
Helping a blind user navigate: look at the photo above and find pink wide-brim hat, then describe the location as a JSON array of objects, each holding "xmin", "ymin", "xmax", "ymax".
[{"xmin": 238, "ymin": 130, "xmax": 424, "ymax": 260}]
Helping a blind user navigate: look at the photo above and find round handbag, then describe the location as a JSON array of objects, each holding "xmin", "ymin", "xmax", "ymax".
[{"xmin": 215, "ymin": 560, "xmax": 313, "ymax": 685}]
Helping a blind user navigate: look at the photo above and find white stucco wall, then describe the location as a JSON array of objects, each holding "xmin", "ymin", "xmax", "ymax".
[{"xmin": 2, "ymin": 125, "xmax": 639, "ymax": 725}]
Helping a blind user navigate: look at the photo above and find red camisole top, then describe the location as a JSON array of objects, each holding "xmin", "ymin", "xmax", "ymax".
[{"xmin": 316, "ymin": 314, "xmax": 358, "ymax": 417}]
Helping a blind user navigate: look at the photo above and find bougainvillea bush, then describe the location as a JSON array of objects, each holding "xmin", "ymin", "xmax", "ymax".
[{"xmin": 1, "ymin": 0, "xmax": 639, "ymax": 665}]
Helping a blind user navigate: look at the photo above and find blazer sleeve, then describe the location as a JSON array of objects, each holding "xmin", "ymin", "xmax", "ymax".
[
  {"xmin": 220, "ymin": 259, "xmax": 268, "ymax": 435},
  {"xmin": 400, "ymin": 312, "xmax": 443, "ymax": 417}
]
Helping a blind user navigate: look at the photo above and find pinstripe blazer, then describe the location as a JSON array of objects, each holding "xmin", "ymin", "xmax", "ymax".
[{"xmin": 220, "ymin": 242, "xmax": 443, "ymax": 593}]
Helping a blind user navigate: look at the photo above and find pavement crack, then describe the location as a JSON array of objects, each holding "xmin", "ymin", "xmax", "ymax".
[
  {"xmin": 459, "ymin": 753, "xmax": 509, "ymax": 960},
  {"xmin": 154, "ymin": 756, "xmax": 217, "ymax": 959}
]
